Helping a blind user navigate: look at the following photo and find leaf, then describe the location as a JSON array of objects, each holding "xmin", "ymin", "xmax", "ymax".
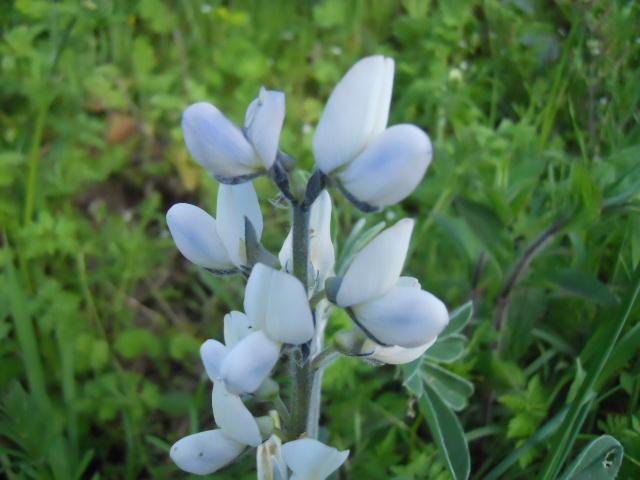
[
  {"xmin": 559, "ymin": 435, "xmax": 623, "ymax": 480},
  {"xmin": 454, "ymin": 197, "xmax": 507, "ymax": 260},
  {"xmin": 548, "ymin": 269, "xmax": 618, "ymax": 306},
  {"xmin": 402, "ymin": 358, "xmax": 424, "ymax": 398},
  {"xmin": 440, "ymin": 301, "xmax": 473, "ymax": 338},
  {"xmin": 423, "ymin": 364, "xmax": 474, "ymax": 411},
  {"xmin": 425, "ymin": 334, "xmax": 466, "ymax": 363},
  {"xmin": 420, "ymin": 384, "xmax": 470, "ymax": 480}
]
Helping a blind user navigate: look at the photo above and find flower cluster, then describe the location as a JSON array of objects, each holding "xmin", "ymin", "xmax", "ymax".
[{"xmin": 166, "ymin": 56, "xmax": 448, "ymax": 478}]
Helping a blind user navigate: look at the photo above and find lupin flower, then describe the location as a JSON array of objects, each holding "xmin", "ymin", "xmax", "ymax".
[
  {"xmin": 279, "ymin": 190, "xmax": 335, "ymax": 293},
  {"xmin": 332, "ymin": 219, "xmax": 449, "ymax": 352},
  {"xmin": 166, "ymin": 182, "xmax": 263, "ymax": 271},
  {"xmin": 182, "ymin": 87, "xmax": 285, "ymax": 182},
  {"xmin": 313, "ymin": 55, "xmax": 432, "ymax": 209},
  {"xmin": 282, "ymin": 438, "xmax": 349, "ymax": 480}
]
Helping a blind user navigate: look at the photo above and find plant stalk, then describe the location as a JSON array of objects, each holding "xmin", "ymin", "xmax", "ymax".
[{"xmin": 288, "ymin": 203, "xmax": 312, "ymax": 439}]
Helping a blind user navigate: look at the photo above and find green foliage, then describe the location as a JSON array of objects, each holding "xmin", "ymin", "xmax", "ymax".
[{"xmin": 1, "ymin": 0, "xmax": 639, "ymax": 478}]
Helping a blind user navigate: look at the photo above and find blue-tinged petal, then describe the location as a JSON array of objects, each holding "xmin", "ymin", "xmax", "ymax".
[
  {"xmin": 245, "ymin": 88, "xmax": 285, "ymax": 170},
  {"xmin": 170, "ymin": 429, "xmax": 244, "ymax": 475}
]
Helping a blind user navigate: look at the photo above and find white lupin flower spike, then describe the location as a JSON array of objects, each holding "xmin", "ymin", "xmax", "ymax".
[
  {"xmin": 314, "ymin": 55, "xmax": 394, "ymax": 174},
  {"xmin": 282, "ymin": 438, "xmax": 349, "ymax": 480},
  {"xmin": 166, "ymin": 203, "xmax": 235, "ymax": 270},
  {"xmin": 338, "ymin": 124, "xmax": 432, "ymax": 207},
  {"xmin": 279, "ymin": 189, "xmax": 335, "ymax": 293},
  {"xmin": 170, "ymin": 429, "xmax": 245, "ymax": 475},
  {"xmin": 336, "ymin": 219, "xmax": 414, "ymax": 307},
  {"xmin": 244, "ymin": 263, "xmax": 315, "ymax": 345},
  {"xmin": 216, "ymin": 182, "xmax": 263, "ymax": 267}
]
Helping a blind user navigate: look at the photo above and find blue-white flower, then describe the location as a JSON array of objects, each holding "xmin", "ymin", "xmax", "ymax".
[
  {"xmin": 313, "ymin": 56, "xmax": 432, "ymax": 208},
  {"xmin": 282, "ymin": 438, "xmax": 349, "ymax": 480},
  {"xmin": 182, "ymin": 88, "xmax": 285, "ymax": 182},
  {"xmin": 170, "ymin": 429, "xmax": 245, "ymax": 475},
  {"xmin": 334, "ymin": 219, "xmax": 449, "ymax": 352},
  {"xmin": 279, "ymin": 190, "xmax": 335, "ymax": 293},
  {"xmin": 166, "ymin": 182, "xmax": 263, "ymax": 270}
]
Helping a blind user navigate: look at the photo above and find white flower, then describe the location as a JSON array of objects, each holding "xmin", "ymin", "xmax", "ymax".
[
  {"xmin": 282, "ymin": 438, "xmax": 349, "ymax": 480},
  {"xmin": 279, "ymin": 190, "xmax": 335, "ymax": 292},
  {"xmin": 334, "ymin": 220, "xmax": 449, "ymax": 349},
  {"xmin": 166, "ymin": 182, "xmax": 263, "ymax": 269},
  {"xmin": 201, "ymin": 331, "xmax": 280, "ymax": 395},
  {"xmin": 166, "ymin": 203, "xmax": 235, "ymax": 270},
  {"xmin": 216, "ymin": 182, "xmax": 263, "ymax": 267},
  {"xmin": 313, "ymin": 55, "xmax": 432, "ymax": 208},
  {"xmin": 244, "ymin": 263, "xmax": 315, "ymax": 345},
  {"xmin": 257, "ymin": 435, "xmax": 288, "ymax": 480},
  {"xmin": 182, "ymin": 88, "xmax": 285, "ymax": 180},
  {"xmin": 170, "ymin": 429, "xmax": 244, "ymax": 475},
  {"xmin": 313, "ymin": 56, "xmax": 394, "ymax": 174}
]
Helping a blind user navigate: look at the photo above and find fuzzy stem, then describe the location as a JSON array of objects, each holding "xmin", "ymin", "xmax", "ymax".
[{"xmin": 288, "ymin": 203, "xmax": 312, "ymax": 439}]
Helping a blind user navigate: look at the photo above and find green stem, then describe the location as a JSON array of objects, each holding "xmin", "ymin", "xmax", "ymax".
[
  {"xmin": 539, "ymin": 263, "xmax": 640, "ymax": 479},
  {"xmin": 288, "ymin": 203, "xmax": 312, "ymax": 439},
  {"xmin": 23, "ymin": 104, "xmax": 49, "ymax": 226}
]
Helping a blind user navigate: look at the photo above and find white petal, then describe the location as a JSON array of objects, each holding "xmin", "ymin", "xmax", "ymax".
[
  {"xmin": 212, "ymin": 382, "xmax": 261, "ymax": 447},
  {"xmin": 200, "ymin": 339, "xmax": 228, "ymax": 381},
  {"xmin": 166, "ymin": 203, "xmax": 234, "ymax": 270},
  {"xmin": 336, "ymin": 219, "xmax": 414, "ymax": 307},
  {"xmin": 245, "ymin": 88, "xmax": 285, "ymax": 170},
  {"xmin": 170, "ymin": 429, "xmax": 244, "ymax": 475},
  {"xmin": 339, "ymin": 124, "xmax": 432, "ymax": 207},
  {"xmin": 397, "ymin": 276, "xmax": 421, "ymax": 289},
  {"xmin": 221, "ymin": 330, "xmax": 280, "ymax": 394},
  {"xmin": 362, "ymin": 338, "xmax": 436, "ymax": 365},
  {"xmin": 278, "ymin": 190, "xmax": 335, "ymax": 293},
  {"xmin": 352, "ymin": 286, "xmax": 449, "ymax": 348},
  {"xmin": 182, "ymin": 102, "xmax": 260, "ymax": 177},
  {"xmin": 245, "ymin": 264, "xmax": 314, "ymax": 344},
  {"xmin": 244, "ymin": 263, "xmax": 274, "ymax": 330},
  {"xmin": 282, "ymin": 438, "xmax": 349, "ymax": 480},
  {"xmin": 313, "ymin": 56, "xmax": 395, "ymax": 174},
  {"xmin": 308, "ymin": 190, "xmax": 335, "ymax": 289},
  {"xmin": 257, "ymin": 435, "xmax": 288, "ymax": 480},
  {"xmin": 216, "ymin": 183, "xmax": 263, "ymax": 266},
  {"xmin": 224, "ymin": 311, "xmax": 257, "ymax": 348}
]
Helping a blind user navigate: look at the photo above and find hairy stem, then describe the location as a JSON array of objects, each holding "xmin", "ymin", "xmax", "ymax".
[{"xmin": 288, "ymin": 203, "xmax": 312, "ymax": 439}]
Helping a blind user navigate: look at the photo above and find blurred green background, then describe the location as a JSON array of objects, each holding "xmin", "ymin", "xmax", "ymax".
[{"xmin": 1, "ymin": 0, "xmax": 640, "ymax": 478}]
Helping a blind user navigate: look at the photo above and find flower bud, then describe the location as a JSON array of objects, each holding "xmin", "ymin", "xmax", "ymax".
[
  {"xmin": 182, "ymin": 102, "xmax": 260, "ymax": 178},
  {"xmin": 314, "ymin": 56, "xmax": 394, "ymax": 174},
  {"xmin": 170, "ymin": 429, "xmax": 244, "ymax": 475},
  {"xmin": 254, "ymin": 378, "xmax": 280, "ymax": 401},
  {"xmin": 224, "ymin": 311, "xmax": 256, "ymax": 348},
  {"xmin": 282, "ymin": 438, "xmax": 349, "ymax": 480},
  {"xmin": 166, "ymin": 203, "xmax": 235, "ymax": 270},
  {"xmin": 338, "ymin": 124, "xmax": 432, "ymax": 208}
]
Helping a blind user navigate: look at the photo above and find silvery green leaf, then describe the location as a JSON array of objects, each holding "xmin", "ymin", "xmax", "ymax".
[
  {"xmin": 558, "ymin": 435, "xmax": 623, "ymax": 480},
  {"xmin": 425, "ymin": 334, "xmax": 466, "ymax": 364},
  {"xmin": 422, "ymin": 363, "xmax": 474, "ymax": 412},
  {"xmin": 440, "ymin": 301, "xmax": 473, "ymax": 338}
]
